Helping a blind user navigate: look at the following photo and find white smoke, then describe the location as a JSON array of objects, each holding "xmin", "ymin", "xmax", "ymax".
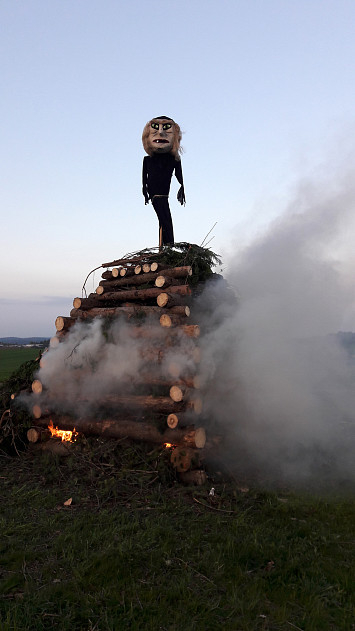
[
  {"xmin": 29, "ymin": 314, "xmax": 199, "ymax": 420},
  {"xmin": 196, "ymin": 170, "xmax": 355, "ymax": 487}
]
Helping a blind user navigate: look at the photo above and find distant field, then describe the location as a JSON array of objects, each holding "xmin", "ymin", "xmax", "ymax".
[{"xmin": 0, "ymin": 347, "xmax": 40, "ymax": 382}]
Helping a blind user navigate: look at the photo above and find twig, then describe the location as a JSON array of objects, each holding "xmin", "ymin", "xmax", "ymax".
[
  {"xmin": 81, "ymin": 265, "xmax": 103, "ymax": 298},
  {"xmin": 287, "ymin": 622, "xmax": 304, "ymax": 631},
  {"xmin": 0, "ymin": 409, "xmax": 10, "ymax": 429},
  {"xmin": 200, "ymin": 222, "xmax": 217, "ymax": 247}
]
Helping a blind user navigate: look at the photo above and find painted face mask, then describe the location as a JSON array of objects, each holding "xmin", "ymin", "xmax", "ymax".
[{"xmin": 147, "ymin": 119, "xmax": 175, "ymax": 154}]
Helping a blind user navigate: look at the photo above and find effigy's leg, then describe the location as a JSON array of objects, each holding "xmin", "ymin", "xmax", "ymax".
[{"xmin": 152, "ymin": 197, "xmax": 174, "ymax": 245}]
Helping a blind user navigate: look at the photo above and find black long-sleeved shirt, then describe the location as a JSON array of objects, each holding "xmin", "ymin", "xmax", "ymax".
[{"xmin": 142, "ymin": 153, "xmax": 185, "ymax": 205}]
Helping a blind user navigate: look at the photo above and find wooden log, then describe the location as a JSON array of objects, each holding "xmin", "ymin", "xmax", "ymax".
[
  {"xmin": 32, "ymin": 380, "xmax": 43, "ymax": 394},
  {"xmin": 96, "ymin": 284, "xmax": 191, "ymax": 303},
  {"xmin": 101, "ymin": 270, "xmax": 115, "ymax": 280},
  {"xmin": 98, "ymin": 266, "xmax": 191, "ymax": 290},
  {"xmin": 96, "ymin": 393, "xmax": 199, "ymax": 414},
  {"xmin": 166, "ymin": 411, "xmax": 201, "ymax": 428},
  {"xmin": 155, "ymin": 275, "xmax": 173, "ymax": 289},
  {"xmin": 178, "ymin": 470, "xmax": 207, "ymax": 485},
  {"xmin": 32, "ymin": 403, "xmax": 51, "ymax": 419},
  {"xmin": 112, "ymin": 267, "xmax": 122, "ymax": 278},
  {"xmin": 167, "ymin": 414, "xmax": 179, "ymax": 428},
  {"xmin": 27, "ymin": 427, "xmax": 51, "ymax": 443},
  {"xmin": 102, "ymin": 256, "xmax": 144, "ymax": 268},
  {"xmin": 159, "ymin": 315, "xmax": 198, "ymax": 331},
  {"xmin": 55, "ymin": 316, "xmax": 76, "ymax": 332},
  {"xmin": 34, "ymin": 415, "xmax": 206, "ymax": 448},
  {"xmin": 143, "ymin": 263, "xmax": 151, "ymax": 273},
  {"xmin": 31, "ymin": 440, "xmax": 73, "ymax": 456},
  {"xmin": 157, "ymin": 292, "xmax": 187, "ymax": 308},
  {"xmin": 96, "ymin": 286, "xmax": 104, "ymax": 295},
  {"xmin": 134, "ymin": 264, "xmax": 142, "ymax": 275},
  {"xmin": 70, "ymin": 305, "xmax": 187, "ymax": 321},
  {"xmin": 170, "ymin": 446, "xmax": 196, "ymax": 472},
  {"xmin": 169, "ymin": 385, "xmax": 188, "ymax": 403}
]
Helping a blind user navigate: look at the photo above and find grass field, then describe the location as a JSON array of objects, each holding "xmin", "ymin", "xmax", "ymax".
[
  {"xmin": 0, "ymin": 348, "xmax": 41, "ymax": 382},
  {"xmin": 0, "ymin": 439, "xmax": 354, "ymax": 631}
]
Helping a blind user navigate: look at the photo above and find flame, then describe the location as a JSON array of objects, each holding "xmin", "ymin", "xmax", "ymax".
[
  {"xmin": 163, "ymin": 442, "xmax": 174, "ymax": 449},
  {"xmin": 48, "ymin": 420, "xmax": 78, "ymax": 442}
]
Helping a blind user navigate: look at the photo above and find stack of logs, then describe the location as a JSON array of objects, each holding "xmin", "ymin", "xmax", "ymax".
[{"xmin": 28, "ymin": 252, "xmax": 210, "ymax": 484}]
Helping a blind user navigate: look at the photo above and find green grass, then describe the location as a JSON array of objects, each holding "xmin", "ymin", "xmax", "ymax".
[
  {"xmin": 0, "ymin": 348, "xmax": 40, "ymax": 382},
  {"xmin": 0, "ymin": 440, "xmax": 354, "ymax": 631}
]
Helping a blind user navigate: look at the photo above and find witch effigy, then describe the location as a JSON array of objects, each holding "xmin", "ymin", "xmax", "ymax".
[{"xmin": 142, "ymin": 116, "xmax": 185, "ymax": 247}]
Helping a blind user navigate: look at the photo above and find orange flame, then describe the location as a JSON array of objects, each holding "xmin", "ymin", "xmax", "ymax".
[
  {"xmin": 48, "ymin": 420, "xmax": 78, "ymax": 442},
  {"xmin": 163, "ymin": 442, "xmax": 174, "ymax": 449}
]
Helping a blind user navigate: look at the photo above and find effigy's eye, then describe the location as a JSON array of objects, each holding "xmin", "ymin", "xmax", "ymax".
[
  {"xmin": 163, "ymin": 123, "xmax": 172, "ymax": 130},
  {"xmin": 151, "ymin": 123, "xmax": 159, "ymax": 130}
]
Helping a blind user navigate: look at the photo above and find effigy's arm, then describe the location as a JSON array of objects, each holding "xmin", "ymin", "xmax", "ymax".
[
  {"xmin": 175, "ymin": 160, "xmax": 186, "ymax": 206},
  {"xmin": 142, "ymin": 157, "xmax": 149, "ymax": 204}
]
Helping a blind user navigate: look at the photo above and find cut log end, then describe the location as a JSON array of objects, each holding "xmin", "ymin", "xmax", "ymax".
[
  {"xmin": 142, "ymin": 263, "xmax": 151, "ymax": 273},
  {"xmin": 55, "ymin": 316, "xmax": 65, "ymax": 332},
  {"xmin": 171, "ymin": 446, "xmax": 194, "ymax": 472},
  {"xmin": 160, "ymin": 313, "xmax": 173, "ymax": 328},
  {"xmin": 112, "ymin": 268, "xmax": 120, "ymax": 278},
  {"xmin": 167, "ymin": 414, "xmax": 179, "ymax": 429},
  {"xmin": 169, "ymin": 385, "xmax": 184, "ymax": 403},
  {"xmin": 32, "ymin": 380, "xmax": 43, "ymax": 395},
  {"xmin": 27, "ymin": 427, "xmax": 51, "ymax": 443},
  {"xmin": 96, "ymin": 286, "xmax": 104, "ymax": 295},
  {"xmin": 134, "ymin": 265, "xmax": 142, "ymax": 275}
]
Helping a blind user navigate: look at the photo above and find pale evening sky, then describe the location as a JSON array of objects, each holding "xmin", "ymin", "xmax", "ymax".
[{"xmin": 1, "ymin": 0, "xmax": 355, "ymax": 336}]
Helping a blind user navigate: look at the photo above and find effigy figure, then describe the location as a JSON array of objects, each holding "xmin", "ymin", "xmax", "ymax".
[{"xmin": 142, "ymin": 116, "xmax": 185, "ymax": 246}]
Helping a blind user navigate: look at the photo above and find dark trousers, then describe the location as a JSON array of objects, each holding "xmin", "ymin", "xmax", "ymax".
[{"xmin": 152, "ymin": 196, "xmax": 174, "ymax": 245}]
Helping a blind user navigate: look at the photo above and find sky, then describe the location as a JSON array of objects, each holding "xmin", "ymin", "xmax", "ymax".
[{"xmin": 1, "ymin": 0, "xmax": 355, "ymax": 337}]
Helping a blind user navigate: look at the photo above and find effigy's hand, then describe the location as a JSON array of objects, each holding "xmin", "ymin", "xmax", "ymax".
[{"xmin": 177, "ymin": 186, "xmax": 186, "ymax": 206}]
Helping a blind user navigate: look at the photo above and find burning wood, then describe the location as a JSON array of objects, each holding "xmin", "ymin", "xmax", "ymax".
[{"xmin": 33, "ymin": 415, "xmax": 206, "ymax": 448}]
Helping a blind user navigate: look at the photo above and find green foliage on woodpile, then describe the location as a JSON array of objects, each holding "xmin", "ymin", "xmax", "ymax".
[{"xmin": 125, "ymin": 242, "xmax": 222, "ymax": 286}]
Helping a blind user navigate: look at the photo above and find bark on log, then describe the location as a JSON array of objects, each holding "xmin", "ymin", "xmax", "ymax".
[
  {"xmin": 157, "ymin": 292, "xmax": 188, "ymax": 308},
  {"xmin": 31, "ymin": 440, "xmax": 73, "ymax": 456},
  {"xmin": 178, "ymin": 470, "xmax": 207, "ymax": 485},
  {"xmin": 98, "ymin": 266, "xmax": 191, "ymax": 291},
  {"xmin": 102, "ymin": 255, "xmax": 149, "ymax": 268},
  {"xmin": 34, "ymin": 415, "xmax": 206, "ymax": 448},
  {"xmin": 159, "ymin": 315, "xmax": 198, "ymax": 333},
  {"xmin": 95, "ymin": 393, "xmax": 199, "ymax": 414},
  {"xmin": 55, "ymin": 316, "xmax": 76, "ymax": 332},
  {"xmin": 70, "ymin": 305, "xmax": 190, "ymax": 321},
  {"xmin": 96, "ymin": 284, "xmax": 191, "ymax": 303}
]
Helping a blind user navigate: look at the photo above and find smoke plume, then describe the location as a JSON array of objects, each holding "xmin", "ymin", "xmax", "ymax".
[{"xmin": 197, "ymin": 171, "xmax": 355, "ymax": 488}]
